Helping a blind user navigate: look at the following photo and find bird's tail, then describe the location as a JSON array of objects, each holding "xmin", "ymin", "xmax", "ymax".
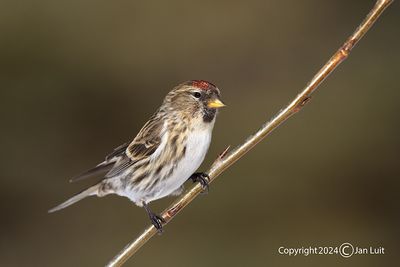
[{"xmin": 48, "ymin": 184, "xmax": 99, "ymax": 213}]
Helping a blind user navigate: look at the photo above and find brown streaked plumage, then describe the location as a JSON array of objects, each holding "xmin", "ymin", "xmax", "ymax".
[{"xmin": 49, "ymin": 80, "xmax": 225, "ymax": 232}]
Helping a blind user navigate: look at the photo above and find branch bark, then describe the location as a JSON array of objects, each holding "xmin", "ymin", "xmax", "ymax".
[{"xmin": 106, "ymin": 1, "xmax": 393, "ymax": 266}]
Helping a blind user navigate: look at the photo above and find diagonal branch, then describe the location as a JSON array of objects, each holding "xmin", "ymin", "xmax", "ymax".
[{"xmin": 106, "ymin": 0, "xmax": 393, "ymax": 266}]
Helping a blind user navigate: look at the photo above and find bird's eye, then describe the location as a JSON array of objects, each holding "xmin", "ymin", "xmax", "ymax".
[{"xmin": 193, "ymin": 92, "xmax": 201, "ymax": 98}]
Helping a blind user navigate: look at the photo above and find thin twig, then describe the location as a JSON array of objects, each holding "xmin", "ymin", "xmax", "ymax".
[{"xmin": 106, "ymin": 1, "xmax": 393, "ymax": 266}]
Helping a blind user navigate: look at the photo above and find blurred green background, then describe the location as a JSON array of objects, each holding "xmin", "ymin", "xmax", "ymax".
[{"xmin": 1, "ymin": 0, "xmax": 399, "ymax": 266}]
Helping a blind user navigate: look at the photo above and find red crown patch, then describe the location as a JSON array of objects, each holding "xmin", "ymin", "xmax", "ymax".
[{"xmin": 191, "ymin": 80, "xmax": 215, "ymax": 90}]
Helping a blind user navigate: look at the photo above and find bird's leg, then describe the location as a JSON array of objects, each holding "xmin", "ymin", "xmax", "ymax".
[
  {"xmin": 142, "ymin": 202, "xmax": 165, "ymax": 234},
  {"xmin": 189, "ymin": 172, "xmax": 210, "ymax": 193}
]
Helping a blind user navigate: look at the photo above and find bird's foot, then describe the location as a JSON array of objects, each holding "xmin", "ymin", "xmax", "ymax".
[
  {"xmin": 190, "ymin": 172, "xmax": 210, "ymax": 194},
  {"xmin": 149, "ymin": 213, "xmax": 165, "ymax": 234},
  {"xmin": 143, "ymin": 202, "xmax": 165, "ymax": 234}
]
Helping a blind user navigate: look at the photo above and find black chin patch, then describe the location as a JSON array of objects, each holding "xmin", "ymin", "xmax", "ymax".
[{"xmin": 203, "ymin": 108, "xmax": 216, "ymax": 123}]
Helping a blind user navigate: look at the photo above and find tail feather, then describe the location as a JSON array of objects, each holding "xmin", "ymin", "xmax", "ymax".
[{"xmin": 48, "ymin": 184, "xmax": 99, "ymax": 213}]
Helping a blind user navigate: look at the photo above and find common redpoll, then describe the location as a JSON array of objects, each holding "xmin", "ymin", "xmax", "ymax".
[{"xmin": 49, "ymin": 80, "xmax": 225, "ymax": 232}]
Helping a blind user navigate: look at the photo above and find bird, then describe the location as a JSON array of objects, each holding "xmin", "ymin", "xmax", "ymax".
[{"xmin": 49, "ymin": 80, "xmax": 225, "ymax": 232}]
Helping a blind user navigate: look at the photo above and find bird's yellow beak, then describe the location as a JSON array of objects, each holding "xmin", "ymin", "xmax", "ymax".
[{"xmin": 207, "ymin": 98, "xmax": 226, "ymax": 109}]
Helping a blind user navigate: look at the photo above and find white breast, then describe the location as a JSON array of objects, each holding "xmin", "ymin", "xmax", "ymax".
[
  {"xmin": 117, "ymin": 118, "xmax": 215, "ymax": 205},
  {"xmin": 146, "ymin": 120, "xmax": 214, "ymax": 202}
]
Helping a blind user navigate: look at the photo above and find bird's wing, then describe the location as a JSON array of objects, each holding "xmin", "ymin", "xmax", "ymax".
[
  {"xmin": 126, "ymin": 114, "xmax": 163, "ymax": 162},
  {"xmin": 104, "ymin": 113, "xmax": 164, "ymax": 178},
  {"xmin": 69, "ymin": 114, "xmax": 164, "ymax": 181},
  {"xmin": 69, "ymin": 143, "xmax": 129, "ymax": 182},
  {"xmin": 126, "ymin": 141, "xmax": 159, "ymax": 161}
]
